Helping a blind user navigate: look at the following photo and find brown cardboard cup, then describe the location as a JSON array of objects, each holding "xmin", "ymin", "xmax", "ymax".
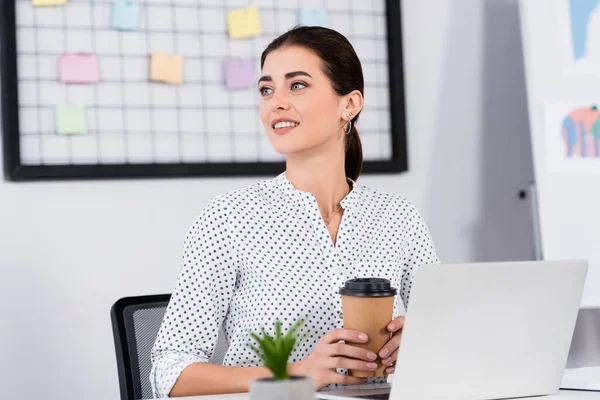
[{"xmin": 339, "ymin": 278, "xmax": 397, "ymax": 378}]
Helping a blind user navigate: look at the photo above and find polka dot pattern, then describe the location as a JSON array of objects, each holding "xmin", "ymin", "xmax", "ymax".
[{"xmin": 150, "ymin": 172, "xmax": 439, "ymax": 397}]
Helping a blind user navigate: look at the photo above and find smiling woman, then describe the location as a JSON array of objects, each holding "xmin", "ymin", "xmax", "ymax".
[
  {"xmin": 258, "ymin": 28, "xmax": 364, "ymax": 183},
  {"xmin": 149, "ymin": 26, "xmax": 439, "ymax": 398}
]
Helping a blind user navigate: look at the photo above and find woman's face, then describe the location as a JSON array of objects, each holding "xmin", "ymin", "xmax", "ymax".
[{"xmin": 259, "ymin": 46, "xmax": 346, "ymax": 156}]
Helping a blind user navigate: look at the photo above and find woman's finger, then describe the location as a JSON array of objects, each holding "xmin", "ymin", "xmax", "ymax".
[
  {"xmin": 378, "ymin": 330, "xmax": 402, "ymax": 359},
  {"xmin": 328, "ymin": 341, "xmax": 378, "ymax": 362},
  {"xmin": 387, "ymin": 316, "xmax": 405, "ymax": 333},
  {"xmin": 327, "ymin": 356, "xmax": 379, "ymax": 372},
  {"xmin": 381, "ymin": 348, "xmax": 399, "ymax": 367},
  {"xmin": 323, "ymin": 328, "xmax": 369, "ymax": 345},
  {"xmin": 329, "ymin": 371, "xmax": 369, "ymax": 386}
]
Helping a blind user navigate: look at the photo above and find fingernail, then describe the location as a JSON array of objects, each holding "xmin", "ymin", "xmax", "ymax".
[
  {"xmin": 387, "ymin": 367, "xmax": 395, "ymax": 374},
  {"xmin": 380, "ymin": 348, "xmax": 389, "ymax": 358},
  {"xmin": 367, "ymin": 352, "xmax": 377, "ymax": 360},
  {"xmin": 367, "ymin": 363, "xmax": 378, "ymax": 369},
  {"xmin": 358, "ymin": 334, "xmax": 368, "ymax": 341},
  {"xmin": 388, "ymin": 323, "xmax": 395, "ymax": 331},
  {"xmin": 388, "ymin": 361, "xmax": 395, "ymax": 367}
]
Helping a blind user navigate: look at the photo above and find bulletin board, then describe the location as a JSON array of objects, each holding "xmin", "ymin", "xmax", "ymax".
[{"xmin": 0, "ymin": 0, "xmax": 408, "ymax": 181}]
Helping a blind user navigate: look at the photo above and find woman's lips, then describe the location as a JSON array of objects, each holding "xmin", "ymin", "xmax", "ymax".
[{"xmin": 273, "ymin": 124, "xmax": 299, "ymax": 135}]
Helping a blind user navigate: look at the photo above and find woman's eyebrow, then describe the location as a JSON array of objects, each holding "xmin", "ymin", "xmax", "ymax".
[
  {"xmin": 284, "ymin": 71, "xmax": 312, "ymax": 79},
  {"xmin": 258, "ymin": 71, "xmax": 313, "ymax": 84}
]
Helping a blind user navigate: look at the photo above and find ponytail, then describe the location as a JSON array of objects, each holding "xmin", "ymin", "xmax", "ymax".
[{"xmin": 344, "ymin": 121, "xmax": 363, "ymax": 181}]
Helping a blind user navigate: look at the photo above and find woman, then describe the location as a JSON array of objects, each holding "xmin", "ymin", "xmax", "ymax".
[{"xmin": 150, "ymin": 26, "xmax": 439, "ymax": 398}]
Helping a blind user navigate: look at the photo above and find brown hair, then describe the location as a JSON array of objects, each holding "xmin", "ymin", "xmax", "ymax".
[{"xmin": 260, "ymin": 26, "xmax": 364, "ymax": 181}]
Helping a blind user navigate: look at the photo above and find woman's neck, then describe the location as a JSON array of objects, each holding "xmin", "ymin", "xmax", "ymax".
[{"xmin": 285, "ymin": 149, "xmax": 350, "ymax": 213}]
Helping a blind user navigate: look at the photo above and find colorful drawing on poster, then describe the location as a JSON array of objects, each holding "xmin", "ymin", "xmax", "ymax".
[
  {"xmin": 568, "ymin": 0, "xmax": 599, "ymax": 60},
  {"xmin": 558, "ymin": 0, "xmax": 600, "ymax": 75},
  {"xmin": 562, "ymin": 105, "xmax": 600, "ymax": 157},
  {"xmin": 544, "ymin": 100, "xmax": 600, "ymax": 174}
]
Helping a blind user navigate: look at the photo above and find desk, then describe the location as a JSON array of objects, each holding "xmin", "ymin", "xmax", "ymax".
[
  {"xmin": 149, "ymin": 390, "xmax": 600, "ymax": 400},
  {"xmin": 149, "ymin": 368, "xmax": 600, "ymax": 399},
  {"xmin": 151, "ymin": 307, "xmax": 600, "ymax": 400}
]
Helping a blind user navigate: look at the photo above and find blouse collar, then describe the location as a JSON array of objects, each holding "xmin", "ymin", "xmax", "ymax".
[{"xmin": 275, "ymin": 172, "xmax": 360, "ymax": 211}]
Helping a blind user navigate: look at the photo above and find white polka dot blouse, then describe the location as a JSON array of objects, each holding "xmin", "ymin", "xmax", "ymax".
[{"xmin": 150, "ymin": 172, "xmax": 439, "ymax": 397}]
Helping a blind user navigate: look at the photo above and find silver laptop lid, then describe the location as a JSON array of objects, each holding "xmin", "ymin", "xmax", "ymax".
[{"xmin": 392, "ymin": 260, "xmax": 588, "ymax": 400}]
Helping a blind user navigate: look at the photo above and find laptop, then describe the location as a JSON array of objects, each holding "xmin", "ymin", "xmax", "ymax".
[{"xmin": 316, "ymin": 260, "xmax": 588, "ymax": 400}]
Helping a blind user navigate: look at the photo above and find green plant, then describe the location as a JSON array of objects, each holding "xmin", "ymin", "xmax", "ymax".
[{"xmin": 249, "ymin": 319, "xmax": 304, "ymax": 380}]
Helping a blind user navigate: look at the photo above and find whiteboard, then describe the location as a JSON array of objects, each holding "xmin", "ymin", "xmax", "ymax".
[
  {"xmin": 1, "ymin": 0, "xmax": 407, "ymax": 181},
  {"xmin": 519, "ymin": 0, "xmax": 600, "ymax": 306}
]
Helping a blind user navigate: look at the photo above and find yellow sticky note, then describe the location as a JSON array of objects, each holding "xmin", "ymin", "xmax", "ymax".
[
  {"xmin": 150, "ymin": 52, "xmax": 183, "ymax": 84},
  {"xmin": 228, "ymin": 6, "xmax": 262, "ymax": 39},
  {"xmin": 32, "ymin": 0, "xmax": 67, "ymax": 6}
]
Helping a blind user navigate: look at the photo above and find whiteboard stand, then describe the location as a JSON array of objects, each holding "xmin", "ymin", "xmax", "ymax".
[
  {"xmin": 529, "ymin": 181, "xmax": 543, "ymax": 261},
  {"xmin": 520, "ymin": 181, "xmax": 543, "ymax": 261}
]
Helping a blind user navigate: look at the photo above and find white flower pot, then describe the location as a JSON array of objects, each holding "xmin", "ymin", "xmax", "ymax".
[{"xmin": 249, "ymin": 376, "xmax": 315, "ymax": 400}]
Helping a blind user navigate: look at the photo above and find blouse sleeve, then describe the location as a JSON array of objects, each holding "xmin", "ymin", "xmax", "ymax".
[
  {"xmin": 398, "ymin": 203, "xmax": 440, "ymax": 313},
  {"xmin": 150, "ymin": 196, "xmax": 238, "ymax": 398}
]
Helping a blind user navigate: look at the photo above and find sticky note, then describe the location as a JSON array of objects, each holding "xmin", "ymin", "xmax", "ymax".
[
  {"xmin": 298, "ymin": 9, "xmax": 328, "ymax": 28},
  {"xmin": 56, "ymin": 106, "xmax": 87, "ymax": 135},
  {"xmin": 32, "ymin": 0, "xmax": 67, "ymax": 6},
  {"xmin": 111, "ymin": 1, "xmax": 141, "ymax": 31},
  {"xmin": 227, "ymin": 6, "xmax": 262, "ymax": 39},
  {"xmin": 59, "ymin": 54, "xmax": 99, "ymax": 84},
  {"xmin": 150, "ymin": 52, "xmax": 183, "ymax": 84},
  {"xmin": 224, "ymin": 57, "xmax": 255, "ymax": 90}
]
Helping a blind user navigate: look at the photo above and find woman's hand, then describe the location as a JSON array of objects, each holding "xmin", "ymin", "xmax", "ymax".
[
  {"xmin": 377, "ymin": 316, "xmax": 405, "ymax": 375},
  {"xmin": 290, "ymin": 328, "xmax": 380, "ymax": 390}
]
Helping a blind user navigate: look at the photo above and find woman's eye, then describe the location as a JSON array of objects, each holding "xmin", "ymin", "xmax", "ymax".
[
  {"xmin": 259, "ymin": 87, "xmax": 273, "ymax": 96},
  {"xmin": 291, "ymin": 82, "xmax": 306, "ymax": 90}
]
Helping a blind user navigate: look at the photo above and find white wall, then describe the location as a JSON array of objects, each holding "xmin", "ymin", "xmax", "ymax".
[{"xmin": 0, "ymin": 1, "xmax": 534, "ymax": 399}]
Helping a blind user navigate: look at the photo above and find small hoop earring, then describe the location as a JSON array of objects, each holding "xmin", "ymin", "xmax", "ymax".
[{"xmin": 345, "ymin": 119, "xmax": 353, "ymax": 134}]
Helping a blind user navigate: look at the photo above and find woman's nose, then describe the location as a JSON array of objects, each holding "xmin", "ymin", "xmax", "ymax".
[{"xmin": 271, "ymin": 93, "xmax": 290, "ymax": 111}]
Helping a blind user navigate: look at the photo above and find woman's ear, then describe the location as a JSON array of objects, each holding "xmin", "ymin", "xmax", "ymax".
[{"xmin": 341, "ymin": 90, "xmax": 364, "ymax": 120}]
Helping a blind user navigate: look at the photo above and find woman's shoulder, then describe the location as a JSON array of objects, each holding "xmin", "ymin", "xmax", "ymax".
[
  {"xmin": 199, "ymin": 176, "xmax": 282, "ymax": 213},
  {"xmin": 356, "ymin": 183, "xmax": 424, "ymax": 221},
  {"xmin": 356, "ymin": 183, "xmax": 417, "ymax": 208}
]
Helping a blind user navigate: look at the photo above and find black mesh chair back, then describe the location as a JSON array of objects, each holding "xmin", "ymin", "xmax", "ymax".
[{"xmin": 111, "ymin": 294, "xmax": 229, "ymax": 400}]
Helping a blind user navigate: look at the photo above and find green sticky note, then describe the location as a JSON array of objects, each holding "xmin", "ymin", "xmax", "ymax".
[{"xmin": 56, "ymin": 105, "xmax": 87, "ymax": 135}]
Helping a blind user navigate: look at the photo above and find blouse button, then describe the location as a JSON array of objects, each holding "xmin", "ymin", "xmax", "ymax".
[{"xmin": 331, "ymin": 266, "xmax": 341, "ymax": 274}]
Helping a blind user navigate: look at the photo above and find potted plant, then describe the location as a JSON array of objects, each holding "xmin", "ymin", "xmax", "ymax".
[{"xmin": 248, "ymin": 319, "xmax": 314, "ymax": 400}]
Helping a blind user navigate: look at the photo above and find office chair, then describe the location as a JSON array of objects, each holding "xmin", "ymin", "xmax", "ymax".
[{"xmin": 111, "ymin": 294, "xmax": 229, "ymax": 400}]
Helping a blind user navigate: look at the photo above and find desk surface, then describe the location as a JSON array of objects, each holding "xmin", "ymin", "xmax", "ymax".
[
  {"xmin": 149, "ymin": 367, "xmax": 600, "ymax": 399},
  {"xmin": 153, "ymin": 390, "xmax": 600, "ymax": 399}
]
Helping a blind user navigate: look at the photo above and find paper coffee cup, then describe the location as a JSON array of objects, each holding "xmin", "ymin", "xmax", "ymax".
[{"xmin": 339, "ymin": 278, "xmax": 397, "ymax": 378}]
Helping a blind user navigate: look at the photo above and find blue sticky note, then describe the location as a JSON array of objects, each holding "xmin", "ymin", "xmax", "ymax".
[
  {"xmin": 298, "ymin": 8, "xmax": 328, "ymax": 28},
  {"xmin": 111, "ymin": 1, "xmax": 141, "ymax": 31}
]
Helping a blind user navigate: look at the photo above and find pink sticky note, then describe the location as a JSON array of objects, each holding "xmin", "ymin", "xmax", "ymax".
[
  {"xmin": 224, "ymin": 57, "xmax": 255, "ymax": 90},
  {"xmin": 59, "ymin": 54, "xmax": 99, "ymax": 84}
]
